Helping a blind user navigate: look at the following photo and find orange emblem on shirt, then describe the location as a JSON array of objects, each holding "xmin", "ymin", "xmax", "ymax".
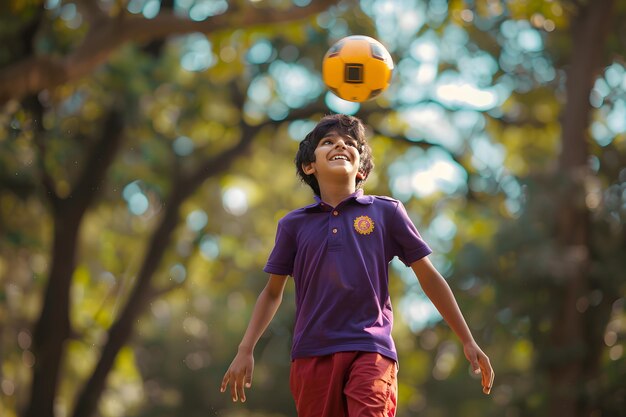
[{"xmin": 354, "ymin": 215, "xmax": 375, "ymax": 235}]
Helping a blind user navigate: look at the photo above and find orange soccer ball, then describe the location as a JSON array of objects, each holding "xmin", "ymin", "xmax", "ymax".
[{"xmin": 322, "ymin": 35, "xmax": 394, "ymax": 103}]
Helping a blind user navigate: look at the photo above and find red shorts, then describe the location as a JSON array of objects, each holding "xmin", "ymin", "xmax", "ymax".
[{"xmin": 289, "ymin": 352, "xmax": 397, "ymax": 417}]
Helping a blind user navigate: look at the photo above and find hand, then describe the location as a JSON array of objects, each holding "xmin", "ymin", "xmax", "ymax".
[
  {"xmin": 220, "ymin": 350, "xmax": 255, "ymax": 402},
  {"xmin": 463, "ymin": 341, "xmax": 494, "ymax": 395}
]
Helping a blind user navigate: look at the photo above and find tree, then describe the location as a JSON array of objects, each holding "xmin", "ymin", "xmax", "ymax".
[
  {"xmin": 447, "ymin": 0, "xmax": 626, "ymax": 415},
  {"xmin": 0, "ymin": 2, "xmax": 337, "ymax": 417},
  {"xmin": 548, "ymin": 1, "xmax": 620, "ymax": 415},
  {"xmin": 2, "ymin": 1, "xmax": 624, "ymax": 417},
  {"xmin": 0, "ymin": 0, "xmax": 335, "ymax": 104}
]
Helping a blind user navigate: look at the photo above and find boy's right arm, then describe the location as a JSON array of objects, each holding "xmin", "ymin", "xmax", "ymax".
[{"xmin": 220, "ymin": 274, "xmax": 288, "ymax": 403}]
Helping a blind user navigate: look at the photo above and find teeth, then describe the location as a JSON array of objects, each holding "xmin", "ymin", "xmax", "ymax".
[{"xmin": 332, "ymin": 155, "xmax": 348, "ymax": 161}]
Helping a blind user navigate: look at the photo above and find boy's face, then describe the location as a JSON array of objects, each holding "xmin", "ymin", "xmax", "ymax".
[{"xmin": 302, "ymin": 130, "xmax": 364, "ymax": 184}]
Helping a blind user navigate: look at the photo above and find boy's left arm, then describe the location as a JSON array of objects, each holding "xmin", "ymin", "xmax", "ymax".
[{"xmin": 410, "ymin": 256, "xmax": 494, "ymax": 394}]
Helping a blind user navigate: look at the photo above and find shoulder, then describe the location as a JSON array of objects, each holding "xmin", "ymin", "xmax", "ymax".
[
  {"xmin": 371, "ymin": 195, "xmax": 400, "ymax": 204},
  {"xmin": 364, "ymin": 195, "xmax": 417, "ymax": 226},
  {"xmin": 277, "ymin": 204, "xmax": 316, "ymax": 225},
  {"xmin": 369, "ymin": 195, "xmax": 401, "ymax": 211}
]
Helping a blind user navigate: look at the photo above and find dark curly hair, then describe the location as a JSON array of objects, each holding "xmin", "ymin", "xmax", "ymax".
[{"xmin": 295, "ymin": 114, "xmax": 374, "ymax": 196}]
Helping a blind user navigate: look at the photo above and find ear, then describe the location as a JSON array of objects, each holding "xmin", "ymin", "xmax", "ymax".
[
  {"xmin": 302, "ymin": 162, "xmax": 316, "ymax": 175},
  {"xmin": 356, "ymin": 171, "xmax": 366, "ymax": 180}
]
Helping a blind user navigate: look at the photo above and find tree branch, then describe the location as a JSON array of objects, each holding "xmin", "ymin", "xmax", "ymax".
[
  {"xmin": 69, "ymin": 109, "xmax": 125, "ymax": 217},
  {"xmin": 0, "ymin": 1, "xmax": 337, "ymax": 104},
  {"xmin": 74, "ymin": 0, "xmax": 107, "ymax": 25}
]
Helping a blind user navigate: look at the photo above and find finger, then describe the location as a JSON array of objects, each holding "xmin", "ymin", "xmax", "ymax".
[
  {"xmin": 483, "ymin": 379, "xmax": 491, "ymax": 394},
  {"xmin": 481, "ymin": 370, "xmax": 490, "ymax": 394},
  {"xmin": 483, "ymin": 373, "xmax": 493, "ymax": 395},
  {"xmin": 245, "ymin": 367, "xmax": 254, "ymax": 388},
  {"xmin": 230, "ymin": 378, "xmax": 238, "ymax": 402},
  {"xmin": 471, "ymin": 357, "xmax": 481, "ymax": 375},
  {"xmin": 464, "ymin": 349, "xmax": 481, "ymax": 376},
  {"xmin": 220, "ymin": 372, "xmax": 230, "ymax": 393},
  {"xmin": 237, "ymin": 375, "xmax": 246, "ymax": 403},
  {"xmin": 480, "ymin": 359, "xmax": 494, "ymax": 395}
]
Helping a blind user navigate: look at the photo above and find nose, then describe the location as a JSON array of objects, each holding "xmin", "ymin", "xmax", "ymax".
[{"xmin": 334, "ymin": 138, "xmax": 347, "ymax": 149}]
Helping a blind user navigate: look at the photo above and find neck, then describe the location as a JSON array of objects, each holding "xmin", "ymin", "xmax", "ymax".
[{"xmin": 319, "ymin": 183, "xmax": 357, "ymax": 208}]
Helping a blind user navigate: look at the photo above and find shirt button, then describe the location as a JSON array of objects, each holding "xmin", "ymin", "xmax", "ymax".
[
  {"xmin": 333, "ymin": 211, "xmax": 339, "ymax": 216},
  {"xmin": 332, "ymin": 228, "xmax": 338, "ymax": 234}
]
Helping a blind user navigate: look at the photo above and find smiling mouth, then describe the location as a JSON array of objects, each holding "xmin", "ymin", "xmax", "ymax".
[{"xmin": 330, "ymin": 155, "xmax": 350, "ymax": 161}]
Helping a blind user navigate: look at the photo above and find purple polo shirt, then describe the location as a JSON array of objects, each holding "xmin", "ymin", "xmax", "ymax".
[{"xmin": 264, "ymin": 190, "xmax": 432, "ymax": 362}]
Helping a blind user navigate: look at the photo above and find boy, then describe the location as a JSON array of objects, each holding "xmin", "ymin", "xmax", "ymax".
[{"xmin": 221, "ymin": 114, "xmax": 494, "ymax": 416}]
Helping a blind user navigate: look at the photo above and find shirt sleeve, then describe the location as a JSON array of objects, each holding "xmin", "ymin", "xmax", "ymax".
[
  {"xmin": 390, "ymin": 200, "xmax": 432, "ymax": 266},
  {"xmin": 263, "ymin": 218, "xmax": 297, "ymax": 276}
]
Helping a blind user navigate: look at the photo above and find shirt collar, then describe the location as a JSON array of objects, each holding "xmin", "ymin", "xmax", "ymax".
[{"xmin": 305, "ymin": 189, "xmax": 374, "ymax": 211}]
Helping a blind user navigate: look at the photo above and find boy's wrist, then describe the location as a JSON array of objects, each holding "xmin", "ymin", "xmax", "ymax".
[
  {"xmin": 238, "ymin": 344, "xmax": 254, "ymax": 354},
  {"xmin": 461, "ymin": 336, "xmax": 477, "ymax": 346}
]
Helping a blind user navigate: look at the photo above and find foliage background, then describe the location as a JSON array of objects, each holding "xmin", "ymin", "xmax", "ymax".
[{"xmin": 0, "ymin": 1, "xmax": 625, "ymax": 417}]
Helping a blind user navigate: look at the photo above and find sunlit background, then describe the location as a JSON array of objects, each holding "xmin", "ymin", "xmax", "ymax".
[{"xmin": 1, "ymin": 0, "xmax": 625, "ymax": 417}]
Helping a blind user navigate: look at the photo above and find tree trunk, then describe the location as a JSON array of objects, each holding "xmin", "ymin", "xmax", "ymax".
[
  {"xmin": 548, "ymin": 1, "xmax": 615, "ymax": 416},
  {"xmin": 71, "ymin": 118, "xmax": 258, "ymax": 417},
  {"xmin": 25, "ymin": 211, "xmax": 79, "ymax": 417},
  {"xmin": 71, "ymin": 189, "xmax": 184, "ymax": 417},
  {"xmin": 23, "ymin": 111, "xmax": 124, "ymax": 417}
]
